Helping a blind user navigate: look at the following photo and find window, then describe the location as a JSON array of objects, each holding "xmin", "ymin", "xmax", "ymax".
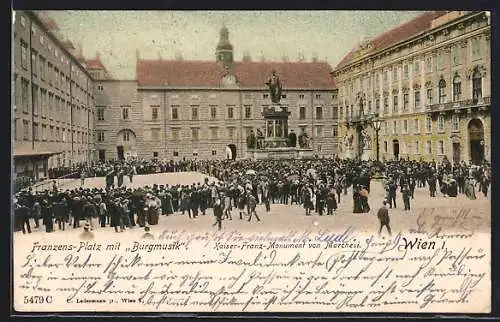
[
  {"xmin": 425, "ymin": 56, "xmax": 432, "ymax": 73},
  {"xmin": 191, "ymin": 106, "xmax": 198, "ymax": 120},
  {"xmin": 227, "ymin": 127, "xmax": 235, "ymax": 139},
  {"xmin": 299, "ymin": 106, "xmax": 306, "ymax": 119},
  {"xmin": 451, "ymin": 45, "xmax": 461, "ymax": 65},
  {"xmin": 384, "ymin": 70, "xmax": 388, "ymax": 83},
  {"xmin": 437, "ymin": 115, "xmax": 445, "ymax": 132},
  {"xmin": 122, "ymin": 107, "xmax": 129, "ymax": 120},
  {"xmin": 31, "ymin": 50, "xmax": 37, "ymax": 76},
  {"xmin": 437, "ymin": 53, "xmax": 444, "ymax": 70},
  {"xmin": 392, "ymin": 121, "xmax": 397, "ymax": 134},
  {"xmin": 97, "ymin": 84, "xmax": 104, "ymax": 92},
  {"xmin": 375, "ymin": 74, "xmax": 380, "ymax": 87},
  {"xmin": 299, "ymin": 94, "xmax": 305, "ymax": 100},
  {"xmin": 97, "ymin": 131, "xmax": 104, "ymax": 142},
  {"xmin": 211, "ymin": 150, "xmax": 217, "ymax": 156},
  {"xmin": 472, "ymin": 70, "xmax": 482, "ymax": 103},
  {"xmin": 54, "ymin": 68, "xmax": 59, "ymax": 88},
  {"xmin": 403, "ymin": 93, "xmax": 409, "ymax": 111},
  {"xmin": 171, "ymin": 128, "xmax": 179, "ymax": 141},
  {"xmin": 393, "ymin": 95, "xmax": 398, "ymax": 112},
  {"xmin": 315, "ymin": 126, "xmax": 323, "ymax": 137},
  {"xmin": 453, "ymin": 76, "xmax": 461, "ymax": 101},
  {"xmin": 20, "ymin": 40, "xmax": 28, "ymax": 69},
  {"xmin": 375, "ymin": 99, "xmax": 380, "ymax": 112},
  {"xmin": 414, "ymin": 90, "xmax": 421, "ymax": 108},
  {"xmin": 392, "ymin": 67, "xmax": 398, "ymax": 81},
  {"xmin": 438, "ymin": 79, "xmax": 446, "ymax": 103},
  {"xmin": 438, "ymin": 140, "xmax": 444, "ymax": 155},
  {"xmin": 152, "ymin": 106, "xmax": 159, "ymax": 120},
  {"xmin": 47, "ymin": 62, "xmax": 53, "ymax": 84},
  {"xmin": 244, "ymin": 105, "xmax": 251, "ymax": 119},
  {"xmin": 413, "ymin": 119, "xmax": 420, "ymax": 133},
  {"xmin": 227, "ymin": 106, "xmax": 234, "ymax": 119},
  {"xmin": 97, "ymin": 107, "xmax": 104, "ymax": 121},
  {"xmin": 20, "ymin": 15, "xmax": 26, "ymax": 27},
  {"xmin": 316, "ymin": 106, "xmax": 323, "ymax": 119},
  {"xmin": 452, "ymin": 114, "xmax": 460, "ymax": 132},
  {"xmin": 191, "ymin": 128, "xmax": 199, "ymax": 141},
  {"xmin": 367, "ymin": 100, "xmax": 372, "ymax": 114},
  {"xmin": 281, "ymin": 94, "xmax": 287, "ymax": 99},
  {"xmin": 173, "ymin": 151, "xmax": 179, "ymax": 157},
  {"xmin": 414, "ymin": 140, "xmax": 420, "ymax": 154},
  {"xmin": 210, "ymin": 127, "xmax": 219, "ymax": 140},
  {"xmin": 50, "ymin": 126, "xmax": 54, "ymax": 141},
  {"xmin": 315, "ymin": 94, "xmax": 321, "ymax": 100},
  {"xmin": 32, "ymin": 85, "xmax": 39, "ymax": 115},
  {"xmin": 332, "ymin": 126, "xmax": 338, "ymax": 137},
  {"xmin": 263, "ymin": 94, "xmax": 269, "ymax": 99},
  {"xmin": 383, "ymin": 121, "xmax": 388, "ymax": 135},
  {"xmin": 413, "ymin": 60, "xmax": 420, "ymax": 75},
  {"xmin": 384, "ymin": 141, "xmax": 388, "ymax": 153},
  {"xmin": 471, "ymin": 38, "xmax": 481, "ymax": 57},
  {"xmin": 383, "ymin": 97, "xmax": 388, "ymax": 113},
  {"xmin": 427, "ymin": 88, "xmax": 433, "ymax": 105},
  {"xmin": 403, "ymin": 120, "xmax": 408, "ymax": 133},
  {"xmin": 23, "ymin": 120, "xmax": 29, "ymax": 140},
  {"xmin": 333, "ymin": 106, "xmax": 338, "ymax": 118},
  {"xmin": 210, "ymin": 106, "xmax": 217, "ymax": 119},
  {"xmin": 40, "ymin": 89, "xmax": 46, "ymax": 117},
  {"xmin": 123, "ymin": 132, "xmax": 130, "ymax": 141},
  {"xmin": 171, "ymin": 105, "xmax": 179, "ymax": 120},
  {"xmin": 151, "ymin": 129, "xmax": 160, "ymax": 140},
  {"xmin": 404, "ymin": 64, "xmax": 409, "ymax": 79},
  {"xmin": 426, "ymin": 140, "xmax": 432, "ymax": 154},
  {"xmin": 153, "ymin": 152, "xmax": 159, "ymax": 158},
  {"xmin": 39, "ymin": 56, "xmax": 46, "ymax": 80}
]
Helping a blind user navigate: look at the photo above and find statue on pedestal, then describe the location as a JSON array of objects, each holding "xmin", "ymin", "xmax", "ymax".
[
  {"xmin": 287, "ymin": 129, "xmax": 297, "ymax": 147},
  {"xmin": 246, "ymin": 130, "xmax": 256, "ymax": 149},
  {"xmin": 298, "ymin": 130, "xmax": 310, "ymax": 148},
  {"xmin": 265, "ymin": 70, "xmax": 282, "ymax": 104},
  {"xmin": 256, "ymin": 128, "xmax": 264, "ymax": 149}
]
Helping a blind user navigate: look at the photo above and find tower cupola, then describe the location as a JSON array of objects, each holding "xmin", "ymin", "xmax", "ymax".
[{"xmin": 215, "ymin": 24, "xmax": 234, "ymax": 67}]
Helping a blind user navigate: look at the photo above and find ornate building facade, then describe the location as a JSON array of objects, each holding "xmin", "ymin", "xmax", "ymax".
[
  {"xmin": 332, "ymin": 11, "xmax": 491, "ymax": 164},
  {"xmin": 93, "ymin": 26, "xmax": 339, "ymax": 160},
  {"xmin": 12, "ymin": 11, "xmax": 97, "ymax": 180}
]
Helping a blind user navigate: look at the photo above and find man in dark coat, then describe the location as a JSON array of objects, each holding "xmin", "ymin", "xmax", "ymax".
[
  {"xmin": 117, "ymin": 170, "xmax": 124, "ymax": 188},
  {"xmin": 16, "ymin": 202, "xmax": 31, "ymax": 234},
  {"xmin": 377, "ymin": 201, "xmax": 391, "ymax": 237},
  {"xmin": 212, "ymin": 197, "xmax": 223, "ymax": 231}
]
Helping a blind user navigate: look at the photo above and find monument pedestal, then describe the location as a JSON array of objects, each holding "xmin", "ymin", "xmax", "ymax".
[{"xmin": 245, "ymin": 147, "xmax": 314, "ymax": 160}]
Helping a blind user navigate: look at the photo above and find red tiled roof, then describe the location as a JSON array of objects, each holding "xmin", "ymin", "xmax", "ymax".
[
  {"xmin": 334, "ymin": 11, "xmax": 449, "ymax": 71},
  {"xmin": 86, "ymin": 57, "xmax": 107, "ymax": 72},
  {"xmin": 36, "ymin": 11, "xmax": 60, "ymax": 31},
  {"xmin": 136, "ymin": 60, "xmax": 336, "ymax": 89}
]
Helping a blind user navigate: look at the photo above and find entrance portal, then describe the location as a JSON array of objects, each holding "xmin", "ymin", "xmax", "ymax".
[
  {"xmin": 116, "ymin": 146, "xmax": 124, "ymax": 160},
  {"xmin": 468, "ymin": 118, "xmax": 484, "ymax": 165},
  {"xmin": 392, "ymin": 139, "xmax": 400, "ymax": 160},
  {"xmin": 226, "ymin": 144, "xmax": 237, "ymax": 160},
  {"xmin": 98, "ymin": 149, "xmax": 106, "ymax": 162},
  {"xmin": 452, "ymin": 143, "xmax": 460, "ymax": 163}
]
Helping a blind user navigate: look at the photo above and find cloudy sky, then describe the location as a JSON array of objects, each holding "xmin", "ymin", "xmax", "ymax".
[{"xmin": 47, "ymin": 11, "xmax": 423, "ymax": 79}]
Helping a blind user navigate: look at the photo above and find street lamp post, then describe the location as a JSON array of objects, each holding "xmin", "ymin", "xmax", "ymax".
[{"xmin": 372, "ymin": 116, "xmax": 381, "ymax": 163}]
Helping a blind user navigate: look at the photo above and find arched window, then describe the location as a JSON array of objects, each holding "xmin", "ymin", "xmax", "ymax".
[
  {"xmin": 453, "ymin": 75, "xmax": 461, "ymax": 102},
  {"xmin": 438, "ymin": 79, "xmax": 447, "ymax": 104},
  {"xmin": 472, "ymin": 69, "xmax": 482, "ymax": 103}
]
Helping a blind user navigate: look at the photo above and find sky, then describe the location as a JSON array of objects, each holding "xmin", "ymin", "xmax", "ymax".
[{"xmin": 47, "ymin": 11, "xmax": 423, "ymax": 80}]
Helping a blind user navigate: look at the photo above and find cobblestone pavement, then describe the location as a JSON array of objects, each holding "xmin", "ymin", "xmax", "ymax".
[{"xmin": 15, "ymin": 172, "xmax": 490, "ymax": 238}]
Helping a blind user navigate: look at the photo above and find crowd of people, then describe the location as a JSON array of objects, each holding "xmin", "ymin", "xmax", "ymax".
[{"xmin": 13, "ymin": 156, "xmax": 491, "ymax": 236}]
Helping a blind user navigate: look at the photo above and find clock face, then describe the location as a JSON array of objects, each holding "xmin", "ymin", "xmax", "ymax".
[{"xmin": 222, "ymin": 74, "xmax": 237, "ymax": 86}]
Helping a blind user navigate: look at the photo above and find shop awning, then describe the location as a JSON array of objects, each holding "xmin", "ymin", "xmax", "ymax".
[{"xmin": 13, "ymin": 147, "xmax": 63, "ymax": 158}]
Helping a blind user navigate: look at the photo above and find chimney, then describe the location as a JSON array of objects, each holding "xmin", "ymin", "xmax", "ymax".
[
  {"xmin": 242, "ymin": 51, "xmax": 252, "ymax": 62},
  {"xmin": 312, "ymin": 52, "xmax": 318, "ymax": 63}
]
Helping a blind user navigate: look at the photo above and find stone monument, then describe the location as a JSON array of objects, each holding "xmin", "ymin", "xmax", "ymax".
[{"xmin": 245, "ymin": 70, "xmax": 314, "ymax": 159}]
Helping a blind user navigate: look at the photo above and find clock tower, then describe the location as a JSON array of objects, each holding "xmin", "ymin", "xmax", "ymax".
[{"xmin": 215, "ymin": 25, "xmax": 234, "ymax": 68}]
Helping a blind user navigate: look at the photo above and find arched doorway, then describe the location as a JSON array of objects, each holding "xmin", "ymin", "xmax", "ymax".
[
  {"xmin": 116, "ymin": 129, "xmax": 137, "ymax": 161},
  {"xmin": 468, "ymin": 118, "xmax": 484, "ymax": 165},
  {"xmin": 392, "ymin": 139, "xmax": 400, "ymax": 160},
  {"xmin": 226, "ymin": 144, "xmax": 237, "ymax": 160}
]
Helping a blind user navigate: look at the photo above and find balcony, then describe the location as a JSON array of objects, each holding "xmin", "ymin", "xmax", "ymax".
[{"xmin": 426, "ymin": 96, "xmax": 491, "ymax": 115}]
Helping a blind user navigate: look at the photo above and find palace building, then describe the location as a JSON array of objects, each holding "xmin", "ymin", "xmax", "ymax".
[
  {"xmin": 332, "ymin": 11, "xmax": 491, "ymax": 164},
  {"xmin": 12, "ymin": 11, "xmax": 97, "ymax": 180},
  {"xmin": 93, "ymin": 25, "xmax": 339, "ymax": 161}
]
